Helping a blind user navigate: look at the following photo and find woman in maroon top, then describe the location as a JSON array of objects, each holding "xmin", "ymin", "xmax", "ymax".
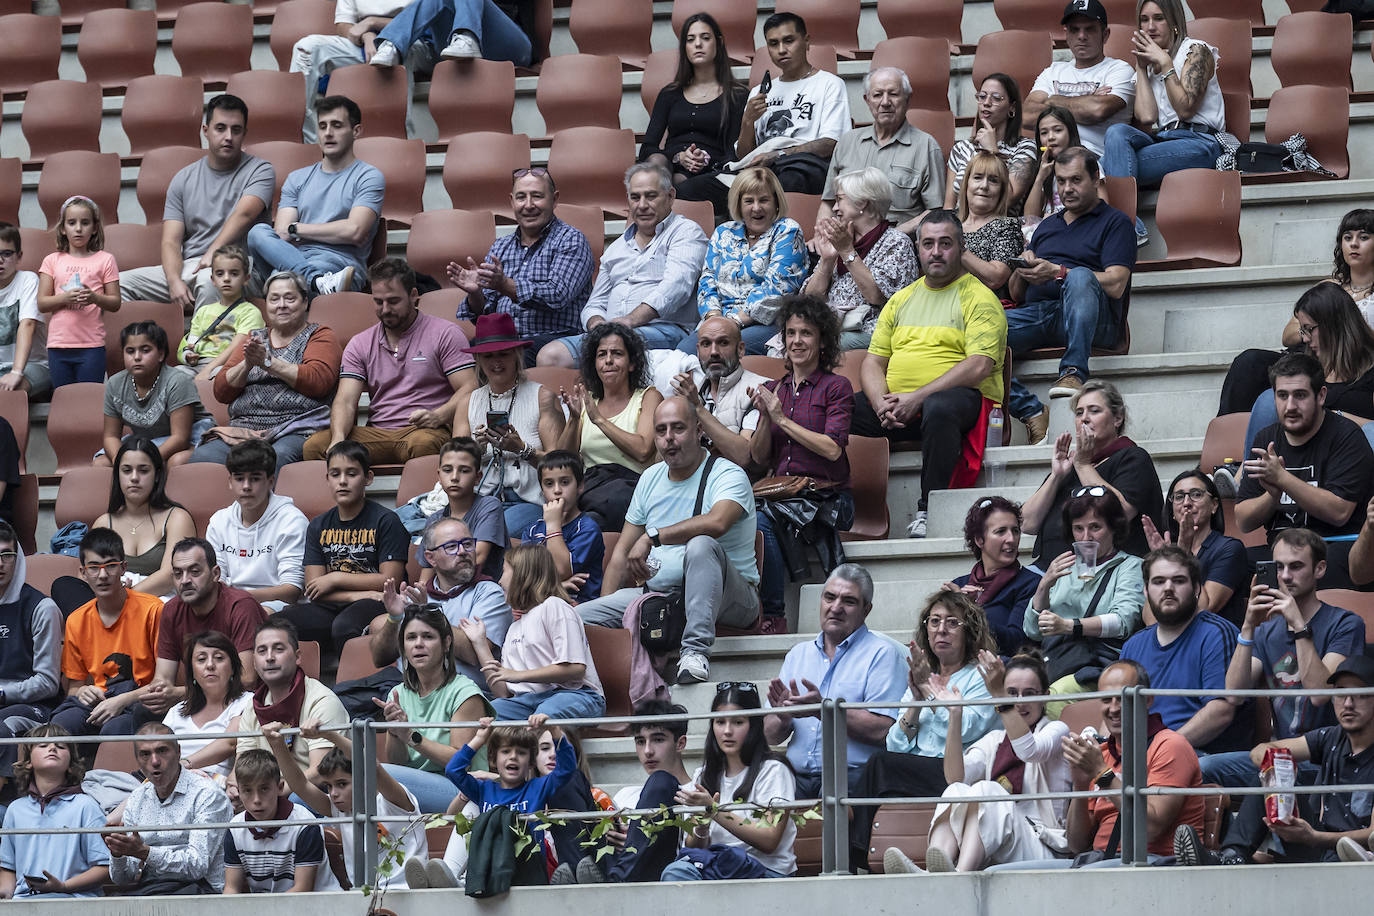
[{"xmin": 748, "ymin": 294, "xmax": 855, "ymax": 630}]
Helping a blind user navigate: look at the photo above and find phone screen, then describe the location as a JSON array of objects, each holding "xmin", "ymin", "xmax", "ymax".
[
  {"xmin": 486, "ymin": 410, "xmax": 509, "ymax": 430},
  {"xmin": 759, "ymin": 70, "xmax": 772, "ymax": 95}
]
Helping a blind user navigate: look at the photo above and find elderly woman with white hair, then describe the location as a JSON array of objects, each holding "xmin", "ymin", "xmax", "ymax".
[{"xmin": 799, "ymin": 166, "xmax": 918, "ymax": 351}]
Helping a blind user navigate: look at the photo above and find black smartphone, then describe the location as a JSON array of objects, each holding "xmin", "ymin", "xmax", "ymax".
[
  {"xmin": 486, "ymin": 410, "xmax": 509, "ymax": 430},
  {"xmin": 1008, "ymin": 257, "xmax": 1033, "ymax": 270},
  {"xmin": 759, "ymin": 70, "xmax": 772, "ymax": 96},
  {"xmin": 23, "ymin": 876, "xmax": 47, "ymax": 889},
  {"xmin": 1255, "ymin": 560, "xmax": 1279, "ymax": 590}
]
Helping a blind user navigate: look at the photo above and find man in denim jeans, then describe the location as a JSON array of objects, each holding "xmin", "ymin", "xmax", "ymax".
[{"xmin": 1005, "ymin": 147, "xmax": 1135, "ymax": 445}]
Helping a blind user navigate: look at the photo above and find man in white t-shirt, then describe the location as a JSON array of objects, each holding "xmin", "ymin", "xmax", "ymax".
[
  {"xmin": 736, "ymin": 12, "xmax": 851, "ymax": 195},
  {"xmin": 1023, "ymin": 0, "xmax": 1136, "ymax": 155},
  {"xmin": 0, "ymin": 224, "xmax": 47, "ymax": 395},
  {"xmin": 577, "ymin": 397, "xmax": 760, "ymax": 684}
]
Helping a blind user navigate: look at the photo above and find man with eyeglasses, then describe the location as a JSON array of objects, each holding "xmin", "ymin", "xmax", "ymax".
[
  {"xmin": 818, "ymin": 66, "xmax": 944, "ymax": 235},
  {"xmin": 535, "ymin": 162, "xmax": 707, "ymax": 369},
  {"xmin": 453, "ymin": 167, "xmax": 594, "ymax": 367},
  {"xmin": 49, "ymin": 528, "xmax": 164, "ymax": 747},
  {"xmin": 0, "ymin": 520, "xmax": 64, "ymax": 790}
]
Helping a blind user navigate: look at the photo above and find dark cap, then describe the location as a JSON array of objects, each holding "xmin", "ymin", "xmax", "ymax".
[
  {"xmin": 1061, "ymin": 0, "xmax": 1108, "ymax": 25},
  {"xmin": 1327, "ymin": 655, "xmax": 1374, "ymax": 687}
]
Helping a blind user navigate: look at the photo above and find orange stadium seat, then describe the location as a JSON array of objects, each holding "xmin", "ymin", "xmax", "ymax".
[
  {"xmin": 18, "ymin": 229, "xmax": 51, "ymax": 274},
  {"xmin": 1221, "ymin": 90, "xmax": 1251, "ymax": 140},
  {"xmin": 336, "ymin": 634, "xmax": 383, "ymax": 682},
  {"xmin": 671, "ymin": 0, "xmax": 756, "ymax": 63},
  {"xmin": 166, "ymin": 463, "xmax": 230, "ymax": 534},
  {"xmin": 783, "ymin": 193, "xmax": 822, "ymax": 241},
  {"xmin": 973, "ymin": 31, "xmax": 1052, "ymax": 114},
  {"xmin": 355, "ymin": 136, "xmax": 426, "ymax": 226},
  {"xmin": 103, "ymin": 223, "xmax": 165, "ymax": 273},
  {"xmin": 868, "ymin": 804, "xmax": 937, "ymax": 872},
  {"xmin": 21, "ymin": 80, "xmax": 101, "ymax": 160},
  {"xmin": 77, "ymin": 8, "xmax": 158, "ymax": 90},
  {"xmin": 54, "ymin": 468, "xmax": 115, "ymax": 529},
  {"xmin": 555, "ymin": 203, "xmax": 607, "ymax": 262},
  {"xmin": 740, "ymin": 356, "xmax": 784, "ymax": 379},
  {"xmin": 1188, "ymin": 17, "xmax": 1253, "ymax": 97},
  {"xmin": 269, "ymin": 0, "xmax": 337, "ymax": 71},
  {"xmin": 877, "ymin": 0, "xmax": 963, "ymax": 51},
  {"xmin": 1138, "ymin": 169, "xmax": 1241, "ymax": 271},
  {"xmin": 993, "ymin": 0, "xmax": 1078, "ymax": 35},
  {"xmin": 442, "ymin": 132, "xmax": 531, "ymax": 214},
  {"xmin": 428, "ymin": 58, "xmax": 515, "ymax": 139},
  {"xmin": 906, "ymin": 108, "xmax": 956, "ymax": 161},
  {"xmin": 581, "ymin": 624, "xmax": 631, "ymax": 737},
  {"xmin": 1264, "ymin": 85, "xmax": 1349, "ymax": 179},
  {"xmin": 49, "ymin": 387, "xmax": 108, "ymax": 476},
  {"xmin": 136, "ymin": 146, "xmax": 203, "ymax": 223},
  {"xmin": 417, "ymin": 289, "xmax": 467, "ymax": 327},
  {"xmin": 245, "ymin": 141, "xmax": 322, "ymax": 210},
  {"xmin": 172, "ymin": 2, "xmax": 254, "ymax": 85},
  {"xmin": 1205, "ymin": 0, "xmax": 1266, "ymax": 21},
  {"xmin": 843, "ymin": 436, "xmax": 891, "ymax": 541},
  {"xmin": 225, "ymin": 71, "xmax": 309, "ymax": 145},
  {"xmin": 1271, "ymin": 10, "xmax": 1353, "ymax": 90},
  {"xmin": 195, "ymin": 377, "xmax": 230, "ymax": 426},
  {"xmin": 547, "ymin": 126, "xmax": 636, "ymax": 216},
  {"xmin": 406, "ymin": 209, "xmax": 496, "ymax": 288},
  {"xmin": 38, "ymin": 152, "xmax": 122, "ymax": 227},
  {"xmin": 776, "ymin": 0, "xmax": 861, "ymax": 58},
  {"xmin": 10, "ymin": 475, "xmax": 32, "ymax": 553},
  {"xmin": 1099, "ymin": 175, "xmax": 1137, "ymax": 225},
  {"xmin": 568, "ymin": 0, "xmax": 653, "ymax": 68},
  {"xmin": 0, "ymin": 157, "xmax": 19, "ymax": 225},
  {"xmin": 103, "ymin": 300, "xmax": 186, "ymax": 377},
  {"xmin": 311, "ymin": 292, "xmax": 378, "ymax": 348},
  {"xmin": 536, "ymin": 53, "xmax": 624, "ymax": 134},
  {"xmin": 122, "ymin": 75, "xmax": 204, "ymax": 156},
  {"xmin": 871, "ymin": 37, "xmax": 954, "ymax": 111},
  {"xmin": 396, "ymin": 454, "xmax": 440, "ymax": 505},
  {"xmin": 639, "ymin": 48, "xmax": 678, "ymax": 116},
  {"xmin": 274, "ymin": 460, "xmax": 336, "ymax": 522},
  {"xmin": 26, "ymin": 553, "xmax": 79, "ymax": 597},
  {"xmin": 0, "ymin": 14, "xmax": 61, "ymax": 96},
  {"xmin": 1201, "ymin": 412, "xmax": 1250, "ymax": 474},
  {"xmin": 325, "ymin": 64, "xmax": 409, "ymax": 139},
  {"xmin": 673, "ymin": 198, "xmax": 715, "ymax": 237}
]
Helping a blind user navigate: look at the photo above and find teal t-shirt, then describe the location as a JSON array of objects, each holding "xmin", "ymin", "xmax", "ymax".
[{"xmin": 395, "ymin": 673, "xmax": 492, "ymax": 773}]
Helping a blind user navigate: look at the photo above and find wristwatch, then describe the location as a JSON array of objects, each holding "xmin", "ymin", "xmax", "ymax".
[
  {"xmin": 1094, "ymin": 768, "xmax": 1117, "ymax": 791},
  {"xmin": 844, "ymin": 251, "xmax": 858, "ymax": 264},
  {"xmin": 1072, "ymin": 619, "xmax": 1084, "ymax": 638},
  {"xmin": 1291, "ymin": 626, "xmax": 1315, "ymax": 641},
  {"xmin": 647, "ymin": 526, "xmax": 661, "ymax": 547},
  {"xmin": 288, "ymin": 222, "xmax": 300, "ymax": 242},
  {"xmin": 409, "ymin": 730, "xmax": 424, "ymax": 748}
]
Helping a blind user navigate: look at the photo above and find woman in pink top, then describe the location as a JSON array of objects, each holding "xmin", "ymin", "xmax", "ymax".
[
  {"xmin": 37, "ymin": 196, "xmax": 121, "ymax": 388},
  {"xmin": 459, "ymin": 543, "xmax": 605, "ymax": 721}
]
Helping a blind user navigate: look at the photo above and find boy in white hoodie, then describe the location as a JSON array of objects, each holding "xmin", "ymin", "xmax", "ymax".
[{"xmin": 206, "ymin": 440, "xmax": 309, "ymax": 611}]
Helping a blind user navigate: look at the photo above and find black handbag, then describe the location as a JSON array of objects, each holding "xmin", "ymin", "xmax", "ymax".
[
  {"xmin": 637, "ymin": 456, "xmax": 717, "ymax": 653},
  {"xmin": 1233, "ymin": 142, "xmax": 1289, "ymax": 173},
  {"xmin": 1041, "ymin": 565, "xmax": 1124, "ymax": 684}
]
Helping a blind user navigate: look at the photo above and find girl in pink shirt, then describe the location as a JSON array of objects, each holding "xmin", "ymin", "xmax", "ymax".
[{"xmin": 37, "ymin": 196, "xmax": 121, "ymax": 388}]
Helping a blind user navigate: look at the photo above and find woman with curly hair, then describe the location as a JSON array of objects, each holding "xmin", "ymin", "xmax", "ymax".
[
  {"xmin": 748, "ymin": 294, "xmax": 854, "ymax": 629},
  {"xmin": 555, "ymin": 322, "xmax": 663, "ymax": 531},
  {"xmin": 951, "ymin": 496, "xmax": 1042, "ymax": 656},
  {"xmin": 848, "ymin": 589, "xmax": 1001, "ymax": 864}
]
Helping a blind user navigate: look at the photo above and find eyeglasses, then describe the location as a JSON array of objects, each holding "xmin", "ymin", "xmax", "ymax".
[
  {"xmin": 1171, "ymin": 488, "xmax": 1210, "ymax": 504},
  {"xmin": 512, "ymin": 167, "xmax": 550, "ymax": 179},
  {"xmin": 1072, "ymin": 486, "xmax": 1107, "ymax": 498},
  {"xmin": 425, "ymin": 538, "xmax": 477, "ymax": 556},
  {"xmin": 0, "ymin": 250, "xmax": 17, "ymax": 261},
  {"xmin": 715, "ymin": 681, "xmax": 759, "ymax": 695},
  {"xmin": 926, "ymin": 616, "xmax": 965, "ymax": 632},
  {"xmin": 1298, "ymin": 323, "xmax": 1318, "ymax": 338},
  {"xmin": 975, "ymin": 91, "xmax": 1007, "ymax": 104},
  {"xmin": 81, "ymin": 560, "xmax": 126, "ymax": 574},
  {"xmin": 0, "ymin": 551, "xmax": 17, "ymax": 563}
]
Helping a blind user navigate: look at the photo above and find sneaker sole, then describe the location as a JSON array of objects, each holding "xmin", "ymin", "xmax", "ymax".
[
  {"xmin": 440, "ymin": 46, "xmax": 481, "ymax": 59},
  {"xmin": 1338, "ymin": 836, "xmax": 1372, "ymax": 862},
  {"xmin": 576, "ymin": 857, "xmax": 606, "ymax": 884},
  {"xmin": 882, "ymin": 847, "xmax": 919, "ymax": 874},
  {"xmin": 924, "ymin": 846, "xmax": 953, "ymax": 873},
  {"xmin": 403, "ymin": 857, "xmax": 429, "ymax": 889},
  {"xmin": 1174, "ymin": 825, "xmax": 1200, "ymax": 866},
  {"xmin": 1048, "ymin": 386, "xmax": 1082, "ymax": 399},
  {"xmin": 424, "ymin": 860, "xmax": 455, "ymax": 888}
]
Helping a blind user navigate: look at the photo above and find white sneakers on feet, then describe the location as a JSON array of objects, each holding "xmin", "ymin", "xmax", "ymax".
[
  {"xmin": 403, "ymin": 856, "xmax": 429, "ymax": 888},
  {"xmin": 424, "ymin": 859, "xmax": 456, "ymax": 887},
  {"xmin": 906, "ymin": 510, "xmax": 927, "ymax": 539},
  {"xmin": 314, "ymin": 266, "xmax": 354, "ymax": 296},
  {"xmin": 882, "ymin": 847, "xmax": 926, "ymax": 874},
  {"xmin": 677, "ymin": 651, "xmax": 709, "ymax": 684},
  {"xmin": 1338, "ymin": 836, "xmax": 1374, "ymax": 862},
  {"xmin": 369, "ymin": 41, "xmax": 400, "ymax": 67},
  {"xmin": 440, "ymin": 30, "xmax": 481, "ymax": 59}
]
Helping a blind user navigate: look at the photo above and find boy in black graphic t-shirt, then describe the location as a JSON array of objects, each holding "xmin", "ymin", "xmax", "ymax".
[{"xmin": 282, "ymin": 440, "xmax": 409, "ymax": 654}]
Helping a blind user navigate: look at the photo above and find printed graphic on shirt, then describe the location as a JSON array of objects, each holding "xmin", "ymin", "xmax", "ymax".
[
  {"xmin": 1050, "ymin": 78, "xmax": 1109, "ymax": 97},
  {"xmin": 1273, "ymin": 463, "xmax": 1318, "ymax": 530},
  {"xmin": 759, "ymin": 91, "xmax": 816, "ymax": 141},
  {"xmin": 317, "ymin": 525, "xmax": 377, "ymax": 574}
]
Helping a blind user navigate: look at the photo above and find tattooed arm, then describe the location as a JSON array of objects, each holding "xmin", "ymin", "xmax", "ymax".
[{"xmin": 1163, "ymin": 44, "xmax": 1214, "ymax": 122}]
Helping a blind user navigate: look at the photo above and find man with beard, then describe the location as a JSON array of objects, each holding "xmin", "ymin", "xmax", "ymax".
[
  {"xmin": 578, "ymin": 397, "xmax": 758, "ymax": 684},
  {"xmin": 669, "ymin": 315, "xmax": 768, "ymax": 468},
  {"xmin": 1121, "ymin": 546, "xmax": 1248, "ymax": 756},
  {"xmin": 142, "ymin": 538, "xmax": 267, "ymax": 716},
  {"xmin": 852, "ymin": 209, "xmax": 1007, "ymax": 538},
  {"xmin": 304, "ymin": 257, "xmax": 478, "ymax": 464}
]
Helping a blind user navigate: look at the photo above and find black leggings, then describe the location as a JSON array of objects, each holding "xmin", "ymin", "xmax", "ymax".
[
  {"xmin": 851, "ymin": 387, "xmax": 983, "ymax": 510},
  {"xmin": 1217, "ymin": 347, "xmax": 1287, "ymax": 416},
  {"xmin": 847, "ymin": 750, "xmax": 949, "ymax": 870},
  {"xmin": 280, "ymin": 599, "xmax": 385, "ymax": 656}
]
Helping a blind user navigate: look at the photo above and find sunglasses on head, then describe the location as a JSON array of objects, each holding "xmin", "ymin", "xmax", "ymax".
[
  {"xmin": 513, "ymin": 167, "xmax": 551, "ymax": 179},
  {"xmin": 1072, "ymin": 486, "xmax": 1107, "ymax": 498},
  {"xmin": 715, "ymin": 681, "xmax": 759, "ymax": 695}
]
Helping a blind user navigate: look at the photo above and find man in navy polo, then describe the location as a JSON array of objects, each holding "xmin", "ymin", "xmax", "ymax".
[{"xmin": 1005, "ymin": 146, "xmax": 1135, "ymax": 440}]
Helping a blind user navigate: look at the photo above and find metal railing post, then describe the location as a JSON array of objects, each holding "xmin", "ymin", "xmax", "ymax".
[
  {"xmin": 819, "ymin": 698, "xmax": 849, "ymax": 874},
  {"xmin": 1120, "ymin": 685, "xmax": 1149, "ymax": 865},
  {"xmin": 350, "ymin": 719, "xmax": 368, "ymax": 888},
  {"xmin": 362, "ymin": 721, "xmax": 379, "ymax": 888}
]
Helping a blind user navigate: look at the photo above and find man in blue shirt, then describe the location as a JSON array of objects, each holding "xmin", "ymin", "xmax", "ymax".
[
  {"xmin": 764, "ymin": 564, "xmax": 907, "ymax": 798},
  {"xmin": 1122, "ymin": 546, "xmax": 1249, "ymax": 756},
  {"xmin": 1005, "ymin": 146, "xmax": 1135, "ymax": 443}
]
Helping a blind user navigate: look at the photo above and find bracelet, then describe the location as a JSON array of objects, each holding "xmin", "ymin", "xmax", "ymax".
[
  {"xmin": 544, "ymin": 530, "xmax": 564, "ymax": 540},
  {"xmin": 691, "ymin": 823, "xmax": 710, "ymax": 839},
  {"xmin": 1237, "ymin": 635, "xmax": 1254, "ymax": 647},
  {"xmin": 1160, "ymin": 68, "xmax": 1177, "ymax": 81}
]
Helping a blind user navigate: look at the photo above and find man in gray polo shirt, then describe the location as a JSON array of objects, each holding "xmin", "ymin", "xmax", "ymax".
[{"xmin": 120, "ymin": 94, "xmax": 276, "ymax": 312}]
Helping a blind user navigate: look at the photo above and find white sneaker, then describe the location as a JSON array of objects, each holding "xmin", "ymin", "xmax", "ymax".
[
  {"xmin": 883, "ymin": 847, "xmax": 926, "ymax": 874},
  {"xmin": 369, "ymin": 41, "xmax": 400, "ymax": 67},
  {"xmin": 906, "ymin": 510, "xmax": 927, "ymax": 539},
  {"xmin": 924, "ymin": 846, "xmax": 953, "ymax": 872},
  {"xmin": 440, "ymin": 30, "xmax": 481, "ymax": 59},
  {"xmin": 314, "ymin": 266, "xmax": 354, "ymax": 296},
  {"xmin": 677, "ymin": 651, "xmax": 709, "ymax": 684},
  {"xmin": 403, "ymin": 857, "xmax": 430, "ymax": 888},
  {"xmin": 1338, "ymin": 836, "xmax": 1374, "ymax": 862},
  {"xmin": 424, "ymin": 859, "xmax": 456, "ymax": 887}
]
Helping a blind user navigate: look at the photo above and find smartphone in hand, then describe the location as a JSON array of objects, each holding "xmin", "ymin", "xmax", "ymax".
[
  {"xmin": 1008, "ymin": 257, "xmax": 1033, "ymax": 270},
  {"xmin": 1255, "ymin": 560, "xmax": 1279, "ymax": 591},
  {"xmin": 759, "ymin": 70, "xmax": 772, "ymax": 96}
]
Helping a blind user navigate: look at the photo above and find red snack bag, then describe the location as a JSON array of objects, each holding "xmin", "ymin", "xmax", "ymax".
[{"xmin": 1261, "ymin": 746, "xmax": 1296, "ymax": 821}]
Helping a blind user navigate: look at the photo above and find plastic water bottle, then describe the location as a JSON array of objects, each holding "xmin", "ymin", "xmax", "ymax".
[{"xmin": 984, "ymin": 407, "xmax": 1005, "ymax": 487}]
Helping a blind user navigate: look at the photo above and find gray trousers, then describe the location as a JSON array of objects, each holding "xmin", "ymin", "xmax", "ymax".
[
  {"xmin": 120, "ymin": 258, "xmax": 264, "ymax": 311},
  {"xmin": 289, "ymin": 34, "xmax": 426, "ymax": 142},
  {"xmin": 577, "ymin": 535, "xmax": 759, "ymax": 657}
]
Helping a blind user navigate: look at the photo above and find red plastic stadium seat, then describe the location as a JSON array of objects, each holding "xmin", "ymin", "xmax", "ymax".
[
  {"xmin": 103, "ymin": 299, "xmax": 185, "ymax": 377},
  {"xmin": 136, "ymin": 146, "xmax": 203, "ymax": 223},
  {"xmin": 122, "ymin": 75, "xmax": 204, "ymax": 156},
  {"xmin": 0, "ymin": 14, "xmax": 60, "ymax": 96},
  {"xmin": 639, "ymin": 48, "xmax": 678, "ymax": 116},
  {"xmin": 172, "ymin": 2, "xmax": 254, "ymax": 85},
  {"xmin": 49, "ymin": 386, "xmax": 108, "ymax": 475},
  {"xmin": 1137, "ymin": 170, "xmax": 1241, "ymax": 271},
  {"xmin": 311, "ymin": 293, "xmax": 378, "ymax": 349},
  {"xmin": 195, "ymin": 377, "xmax": 229, "ymax": 426},
  {"xmin": 38, "ymin": 152, "xmax": 122, "ymax": 227},
  {"xmin": 547, "ymin": 126, "xmax": 635, "ymax": 215},
  {"xmin": 1099, "ymin": 175, "xmax": 1136, "ymax": 226},
  {"xmin": 10, "ymin": 474, "xmax": 32, "ymax": 554},
  {"xmin": 428, "ymin": 59, "xmax": 515, "ymax": 140},
  {"xmin": 18, "ymin": 229, "xmax": 51, "ymax": 275},
  {"xmin": 536, "ymin": 53, "xmax": 624, "ymax": 134},
  {"xmin": 868, "ymin": 804, "xmax": 937, "ymax": 872},
  {"xmin": 395, "ymin": 454, "xmax": 439, "ymax": 505},
  {"xmin": 871, "ymin": 37, "xmax": 953, "ymax": 111},
  {"xmin": 336, "ymin": 634, "xmax": 383, "ymax": 682},
  {"xmin": 22, "ymin": 80, "xmax": 101, "ymax": 160},
  {"xmin": 555, "ymin": 203, "xmax": 606, "ymax": 262},
  {"xmin": 673, "ymin": 198, "xmax": 715, "ymax": 238},
  {"xmin": 77, "ymin": 8, "xmax": 158, "ymax": 90},
  {"xmin": 104, "ymin": 223, "xmax": 165, "ymax": 273},
  {"xmin": 26, "ymin": 553, "xmax": 80, "ymax": 597},
  {"xmin": 324, "ymin": 65, "xmax": 409, "ymax": 138},
  {"xmin": 1264, "ymin": 85, "xmax": 1349, "ymax": 179},
  {"xmin": 405, "ymin": 209, "xmax": 496, "ymax": 289},
  {"xmin": 1201, "ymin": 0, "xmax": 1265, "ymax": 21},
  {"xmin": 906, "ymin": 108, "xmax": 956, "ymax": 161},
  {"xmin": 442, "ymin": 132, "xmax": 530, "ymax": 214},
  {"xmin": 274, "ymin": 460, "xmax": 336, "ymax": 522},
  {"xmin": 972, "ymin": 31, "xmax": 1053, "ymax": 118},
  {"xmin": 1221, "ymin": 90, "xmax": 1251, "ymax": 141},
  {"xmin": 417, "ymin": 289, "xmax": 467, "ymax": 327},
  {"xmin": 1200, "ymin": 412, "xmax": 1250, "ymax": 474},
  {"xmin": 226, "ymin": 71, "xmax": 309, "ymax": 145},
  {"xmin": 671, "ymin": 0, "xmax": 756, "ymax": 63},
  {"xmin": 843, "ymin": 436, "xmax": 890, "ymax": 540},
  {"xmin": 783, "ymin": 193, "xmax": 823, "ymax": 241},
  {"xmin": 568, "ymin": 0, "xmax": 652, "ymax": 67},
  {"xmin": 877, "ymin": 0, "xmax": 962, "ymax": 50},
  {"xmin": 1188, "ymin": 17, "xmax": 1253, "ymax": 97},
  {"xmin": 244, "ymin": 141, "xmax": 321, "ymax": 210},
  {"xmin": 776, "ymin": 0, "xmax": 860, "ymax": 57},
  {"xmin": 165, "ymin": 463, "xmax": 231, "ymax": 535},
  {"xmin": 354, "ymin": 137, "xmax": 426, "ymax": 226},
  {"xmin": 581, "ymin": 624, "xmax": 631, "ymax": 737},
  {"xmin": 269, "ymin": 0, "xmax": 336, "ymax": 71},
  {"xmin": 993, "ymin": 0, "xmax": 1088, "ymax": 36},
  {"xmin": 1271, "ymin": 11, "xmax": 1353, "ymax": 90}
]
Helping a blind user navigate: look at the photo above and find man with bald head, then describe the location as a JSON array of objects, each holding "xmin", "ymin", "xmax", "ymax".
[
  {"xmin": 669, "ymin": 314, "xmax": 769, "ymax": 468},
  {"xmin": 578, "ymin": 396, "xmax": 759, "ymax": 683}
]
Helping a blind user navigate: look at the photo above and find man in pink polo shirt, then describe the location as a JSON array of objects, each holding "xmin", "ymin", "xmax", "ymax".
[{"xmin": 303, "ymin": 258, "xmax": 478, "ymax": 463}]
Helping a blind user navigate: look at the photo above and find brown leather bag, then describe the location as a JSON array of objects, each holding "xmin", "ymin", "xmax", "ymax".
[{"xmin": 751, "ymin": 475, "xmax": 840, "ymax": 501}]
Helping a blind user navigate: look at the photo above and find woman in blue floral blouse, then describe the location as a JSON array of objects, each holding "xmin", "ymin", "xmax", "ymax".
[{"xmin": 677, "ymin": 167, "xmax": 807, "ymax": 355}]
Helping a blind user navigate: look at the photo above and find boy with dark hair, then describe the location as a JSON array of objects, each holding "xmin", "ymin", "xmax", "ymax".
[
  {"xmin": 416, "ymin": 437, "xmax": 507, "ymax": 581},
  {"xmin": 0, "ymin": 222, "xmax": 48, "ymax": 396},
  {"xmin": 49, "ymin": 528, "xmax": 162, "ymax": 744},
  {"xmin": 224, "ymin": 748, "xmax": 340, "ymax": 893},
  {"xmin": 522, "ymin": 450, "xmax": 603, "ymax": 602},
  {"xmin": 283, "ymin": 440, "xmax": 409, "ymax": 651},
  {"xmin": 207, "ymin": 438, "xmax": 309, "ymax": 609}
]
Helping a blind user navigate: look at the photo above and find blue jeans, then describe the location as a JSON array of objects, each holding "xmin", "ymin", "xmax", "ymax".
[
  {"xmin": 246, "ymin": 224, "xmax": 363, "ymax": 291},
  {"xmin": 557, "ymin": 321, "xmax": 687, "ymax": 359},
  {"xmin": 661, "ymin": 858, "xmax": 788, "ymax": 881},
  {"xmin": 677, "ymin": 322, "xmax": 775, "ymax": 355},
  {"xmin": 1006, "ymin": 267, "xmax": 1118, "ymax": 421},
  {"xmin": 190, "ymin": 432, "xmax": 310, "ymax": 471},
  {"xmin": 1101, "ymin": 123, "xmax": 1224, "ymax": 188},
  {"xmin": 382, "ymin": 763, "xmax": 459, "ymax": 813},
  {"xmin": 378, "ymin": 0, "xmax": 532, "ymax": 66},
  {"xmin": 756, "ymin": 491, "xmax": 854, "ymax": 618},
  {"xmin": 49, "ymin": 347, "xmax": 105, "ymax": 387},
  {"xmin": 490, "ymin": 686, "xmax": 606, "ymax": 720}
]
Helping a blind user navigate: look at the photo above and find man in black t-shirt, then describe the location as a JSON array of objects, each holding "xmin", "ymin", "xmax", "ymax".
[{"xmin": 1236, "ymin": 353, "xmax": 1373, "ymax": 586}]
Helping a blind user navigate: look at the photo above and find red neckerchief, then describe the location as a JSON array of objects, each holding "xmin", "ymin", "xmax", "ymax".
[
  {"xmin": 1090, "ymin": 435, "xmax": 1137, "ymax": 465},
  {"xmin": 426, "ymin": 572, "xmax": 492, "ymax": 602},
  {"xmin": 966, "ymin": 560, "xmax": 1021, "ymax": 607},
  {"xmin": 246, "ymin": 796, "xmax": 295, "ymax": 839},
  {"xmin": 28, "ymin": 783, "xmax": 80, "ymax": 813},
  {"xmin": 253, "ymin": 667, "xmax": 306, "ymax": 727},
  {"xmin": 837, "ymin": 222, "xmax": 889, "ymax": 276},
  {"xmin": 989, "ymin": 734, "xmax": 1026, "ymax": 794}
]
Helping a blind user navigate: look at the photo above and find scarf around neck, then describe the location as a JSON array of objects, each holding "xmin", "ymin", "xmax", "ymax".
[
  {"xmin": 247, "ymin": 796, "xmax": 296, "ymax": 839},
  {"xmin": 966, "ymin": 559, "xmax": 1022, "ymax": 607},
  {"xmin": 253, "ymin": 667, "xmax": 307, "ymax": 727},
  {"xmin": 838, "ymin": 222, "xmax": 889, "ymax": 276}
]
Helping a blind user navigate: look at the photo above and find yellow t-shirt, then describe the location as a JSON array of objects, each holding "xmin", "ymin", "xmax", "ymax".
[{"xmin": 868, "ymin": 273, "xmax": 1007, "ymax": 403}]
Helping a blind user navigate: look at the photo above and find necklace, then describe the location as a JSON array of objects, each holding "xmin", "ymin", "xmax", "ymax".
[
  {"xmin": 127, "ymin": 509, "xmax": 154, "ymax": 537},
  {"xmin": 1349, "ymin": 280, "xmax": 1373, "ymax": 297}
]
